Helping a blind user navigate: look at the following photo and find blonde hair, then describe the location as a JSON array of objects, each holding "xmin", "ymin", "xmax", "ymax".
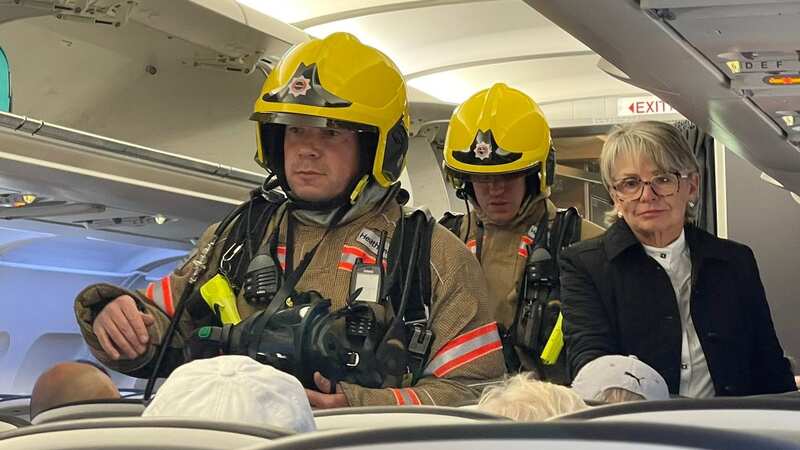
[
  {"xmin": 596, "ymin": 387, "xmax": 646, "ymax": 404},
  {"xmin": 478, "ymin": 373, "xmax": 588, "ymax": 421},
  {"xmin": 600, "ymin": 121, "xmax": 701, "ymax": 225}
]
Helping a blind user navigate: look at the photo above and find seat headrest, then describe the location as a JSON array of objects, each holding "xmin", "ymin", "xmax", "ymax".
[
  {"xmin": 0, "ymin": 417, "xmax": 291, "ymax": 450},
  {"xmin": 0, "ymin": 413, "xmax": 30, "ymax": 431},
  {"xmin": 313, "ymin": 406, "xmax": 507, "ymax": 431},
  {"xmin": 31, "ymin": 399, "xmax": 145, "ymax": 425}
]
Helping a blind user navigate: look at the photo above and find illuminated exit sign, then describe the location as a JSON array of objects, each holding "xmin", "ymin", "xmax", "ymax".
[{"xmin": 617, "ymin": 96, "xmax": 675, "ymax": 116}]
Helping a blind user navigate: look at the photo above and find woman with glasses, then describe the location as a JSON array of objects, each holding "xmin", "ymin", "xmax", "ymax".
[{"xmin": 560, "ymin": 120, "xmax": 794, "ymax": 398}]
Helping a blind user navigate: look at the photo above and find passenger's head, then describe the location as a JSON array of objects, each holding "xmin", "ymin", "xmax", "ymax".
[
  {"xmin": 443, "ymin": 83, "xmax": 553, "ymax": 225},
  {"xmin": 600, "ymin": 121, "xmax": 700, "ymax": 241},
  {"xmin": 477, "ymin": 373, "xmax": 588, "ymax": 421},
  {"xmin": 143, "ymin": 355, "xmax": 316, "ymax": 433},
  {"xmin": 251, "ymin": 32, "xmax": 409, "ymax": 209},
  {"xmin": 571, "ymin": 355, "xmax": 669, "ymax": 403},
  {"xmin": 30, "ymin": 361, "xmax": 120, "ymax": 418},
  {"xmin": 597, "ymin": 387, "xmax": 646, "ymax": 403}
]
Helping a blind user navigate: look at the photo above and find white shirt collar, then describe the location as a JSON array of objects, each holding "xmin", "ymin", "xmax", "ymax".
[{"xmin": 643, "ymin": 229, "xmax": 687, "ymax": 268}]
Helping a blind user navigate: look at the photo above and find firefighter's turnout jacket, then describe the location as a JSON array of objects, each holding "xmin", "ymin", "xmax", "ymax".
[
  {"xmin": 448, "ymin": 193, "xmax": 605, "ymax": 369},
  {"xmin": 75, "ymin": 191, "xmax": 506, "ymax": 407}
]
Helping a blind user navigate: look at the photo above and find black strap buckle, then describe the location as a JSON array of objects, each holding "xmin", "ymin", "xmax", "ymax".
[{"xmin": 408, "ymin": 324, "xmax": 434, "ymax": 357}]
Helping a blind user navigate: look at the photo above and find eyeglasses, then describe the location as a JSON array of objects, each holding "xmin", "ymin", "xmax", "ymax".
[{"xmin": 612, "ymin": 172, "xmax": 689, "ymax": 201}]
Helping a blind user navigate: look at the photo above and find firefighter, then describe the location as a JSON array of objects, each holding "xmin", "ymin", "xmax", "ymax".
[
  {"xmin": 440, "ymin": 83, "xmax": 603, "ymax": 382},
  {"xmin": 75, "ymin": 32, "xmax": 505, "ymax": 408}
]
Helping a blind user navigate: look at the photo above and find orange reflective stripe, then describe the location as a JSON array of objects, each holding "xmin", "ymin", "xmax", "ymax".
[
  {"xmin": 518, "ymin": 235, "xmax": 533, "ymax": 257},
  {"xmin": 276, "ymin": 245, "xmax": 287, "ymax": 271},
  {"xmin": 145, "ymin": 277, "xmax": 175, "ymax": 317},
  {"xmin": 390, "ymin": 388, "xmax": 404, "ymax": 405},
  {"xmin": 404, "ymin": 388, "xmax": 422, "ymax": 405},
  {"xmin": 424, "ymin": 322, "xmax": 502, "ymax": 378},
  {"xmin": 338, "ymin": 245, "xmax": 387, "ymax": 272},
  {"xmin": 389, "ymin": 388, "xmax": 421, "ymax": 405},
  {"xmin": 160, "ymin": 276, "xmax": 175, "ymax": 317},
  {"xmin": 145, "ymin": 282, "xmax": 155, "ymax": 304}
]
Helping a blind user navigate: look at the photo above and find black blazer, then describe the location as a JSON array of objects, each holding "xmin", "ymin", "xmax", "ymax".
[{"xmin": 560, "ymin": 220, "xmax": 795, "ymax": 396}]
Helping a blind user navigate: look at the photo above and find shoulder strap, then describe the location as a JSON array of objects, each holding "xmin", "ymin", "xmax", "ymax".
[
  {"xmin": 221, "ymin": 190, "xmax": 287, "ymax": 292},
  {"xmin": 550, "ymin": 207, "xmax": 582, "ymax": 258},
  {"xmin": 438, "ymin": 211, "xmax": 464, "ymax": 238},
  {"xmin": 387, "ymin": 208, "xmax": 434, "ymax": 323}
]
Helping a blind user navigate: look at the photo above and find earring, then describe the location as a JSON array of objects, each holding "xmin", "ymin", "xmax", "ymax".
[
  {"xmin": 617, "ymin": 211, "xmax": 623, "ymax": 218},
  {"xmin": 688, "ymin": 201, "xmax": 696, "ymax": 208}
]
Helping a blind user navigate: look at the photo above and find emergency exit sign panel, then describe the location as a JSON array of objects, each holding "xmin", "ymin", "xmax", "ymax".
[{"xmin": 617, "ymin": 96, "xmax": 675, "ymax": 117}]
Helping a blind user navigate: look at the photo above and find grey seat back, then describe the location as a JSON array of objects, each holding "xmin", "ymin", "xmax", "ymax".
[
  {"xmin": 239, "ymin": 421, "xmax": 798, "ymax": 450},
  {"xmin": 555, "ymin": 398, "xmax": 800, "ymax": 430},
  {"xmin": 0, "ymin": 414, "xmax": 30, "ymax": 432},
  {"xmin": 313, "ymin": 406, "xmax": 506, "ymax": 431},
  {"xmin": 31, "ymin": 399, "xmax": 145, "ymax": 424},
  {"xmin": 0, "ymin": 398, "xmax": 30, "ymax": 422},
  {"xmin": 0, "ymin": 417, "xmax": 292, "ymax": 450}
]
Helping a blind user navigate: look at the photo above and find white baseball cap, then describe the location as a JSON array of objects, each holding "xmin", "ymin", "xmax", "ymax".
[
  {"xmin": 143, "ymin": 355, "xmax": 316, "ymax": 433},
  {"xmin": 571, "ymin": 355, "xmax": 669, "ymax": 402}
]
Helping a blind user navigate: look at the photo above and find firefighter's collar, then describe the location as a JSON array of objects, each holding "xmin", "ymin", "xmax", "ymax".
[{"xmin": 291, "ymin": 182, "xmax": 398, "ymax": 228}]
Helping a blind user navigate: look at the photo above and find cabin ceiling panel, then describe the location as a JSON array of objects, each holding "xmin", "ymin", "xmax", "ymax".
[
  {"xmin": 293, "ymin": 0, "xmax": 632, "ymax": 105},
  {"xmin": 408, "ymin": 55, "xmax": 643, "ymax": 104},
  {"xmin": 237, "ymin": 0, "xmax": 427, "ymax": 24},
  {"xmin": 304, "ymin": 0, "xmax": 585, "ymax": 74}
]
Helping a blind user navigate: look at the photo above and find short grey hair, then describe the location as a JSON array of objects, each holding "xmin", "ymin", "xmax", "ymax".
[
  {"xmin": 596, "ymin": 387, "xmax": 646, "ymax": 404},
  {"xmin": 600, "ymin": 121, "xmax": 701, "ymax": 225},
  {"xmin": 477, "ymin": 373, "xmax": 588, "ymax": 421}
]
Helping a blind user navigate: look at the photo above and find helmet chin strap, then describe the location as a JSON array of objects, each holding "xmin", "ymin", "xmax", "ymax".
[{"xmin": 283, "ymin": 173, "xmax": 369, "ymax": 212}]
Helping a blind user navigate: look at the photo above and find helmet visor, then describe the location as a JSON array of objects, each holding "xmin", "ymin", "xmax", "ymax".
[{"xmin": 252, "ymin": 112, "xmax": 378, "ymax": 135}]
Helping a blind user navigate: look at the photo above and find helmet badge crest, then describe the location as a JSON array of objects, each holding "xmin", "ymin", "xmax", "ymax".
[
  {"xmin": 289, "ymin": 75, "xmax": 312, "ymax": 97},
  {"xmin": 474, "ymin": 141, "xmax": 492, "ymax": 160}
]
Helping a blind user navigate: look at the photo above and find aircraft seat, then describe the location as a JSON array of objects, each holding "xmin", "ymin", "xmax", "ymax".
[
  {"xmin": 0, "ymin": 417, "xmax": 292, "ymax": 449},
  {"xmin": 312, "ymin": 406, "xmax": 506, "ymax": 431},
  {"xmin": 554, "ymin": 397, "xmax": 800, "ymax": 429},
  {"xmin": 0, "ymin": 398, "xmax": 31, "ymax": 422},
  {"xmin": 0, "ymin": 414, "xmax": 30, "ymax": 432},
  {"xmin": 31, "ymin": 399, "xmax": 145, "ymax": 425},
  {"xmin": 239, "ymin": 421, "xmax": 798, "ymax": 450}
]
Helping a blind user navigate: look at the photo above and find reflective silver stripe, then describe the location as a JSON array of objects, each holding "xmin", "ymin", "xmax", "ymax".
[
  {"xmin": 399, "ymin": 389, "xmax": 414, "ymax": 405},
  {"xmin": 424, "ymin": 325, "xmax": 501, "ymax": 377}
]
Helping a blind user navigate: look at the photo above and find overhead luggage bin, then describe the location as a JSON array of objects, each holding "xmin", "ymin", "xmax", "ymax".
[
  {"xmin": 312, "ymin": 406, "xmax": 506, "ymax": 431},
  {"xmin": 241, "ymin": 421, "xmax": 799, "ymax": 450},
  {"xmin": 527, "ymin": 0, "xmax": 800, "ymax": 194}
]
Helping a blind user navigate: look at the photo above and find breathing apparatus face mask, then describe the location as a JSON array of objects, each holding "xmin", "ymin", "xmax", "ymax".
[{"xmin": 186, "ymin": 290, "xmax": 391, "ymax": 389}]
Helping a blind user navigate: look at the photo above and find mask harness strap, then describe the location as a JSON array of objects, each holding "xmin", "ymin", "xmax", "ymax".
[
  {"xmin": 475, "ymin": 220, "xmax": 485, "ymax": 263},
  {"xmin": 143, "ymin": 198, "xmax": 254, "ymax": 401},
  {"xmin": 462, "ymin": 196, "xmax": 471, "ymax": 246}
]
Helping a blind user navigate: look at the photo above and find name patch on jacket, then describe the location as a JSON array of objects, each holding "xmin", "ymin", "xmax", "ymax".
[{"xmin": 356, "ymin": 228, "xmax": 382, "ymax": 256}]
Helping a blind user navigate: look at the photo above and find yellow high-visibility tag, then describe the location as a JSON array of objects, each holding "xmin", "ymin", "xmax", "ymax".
[
  {"xmin": 200, "ymin": 274, "xmax": 242, "ymax": 325},
  {"xmin": 540, "ymin": 313, "xmax": 564, "ymax": 365}
]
